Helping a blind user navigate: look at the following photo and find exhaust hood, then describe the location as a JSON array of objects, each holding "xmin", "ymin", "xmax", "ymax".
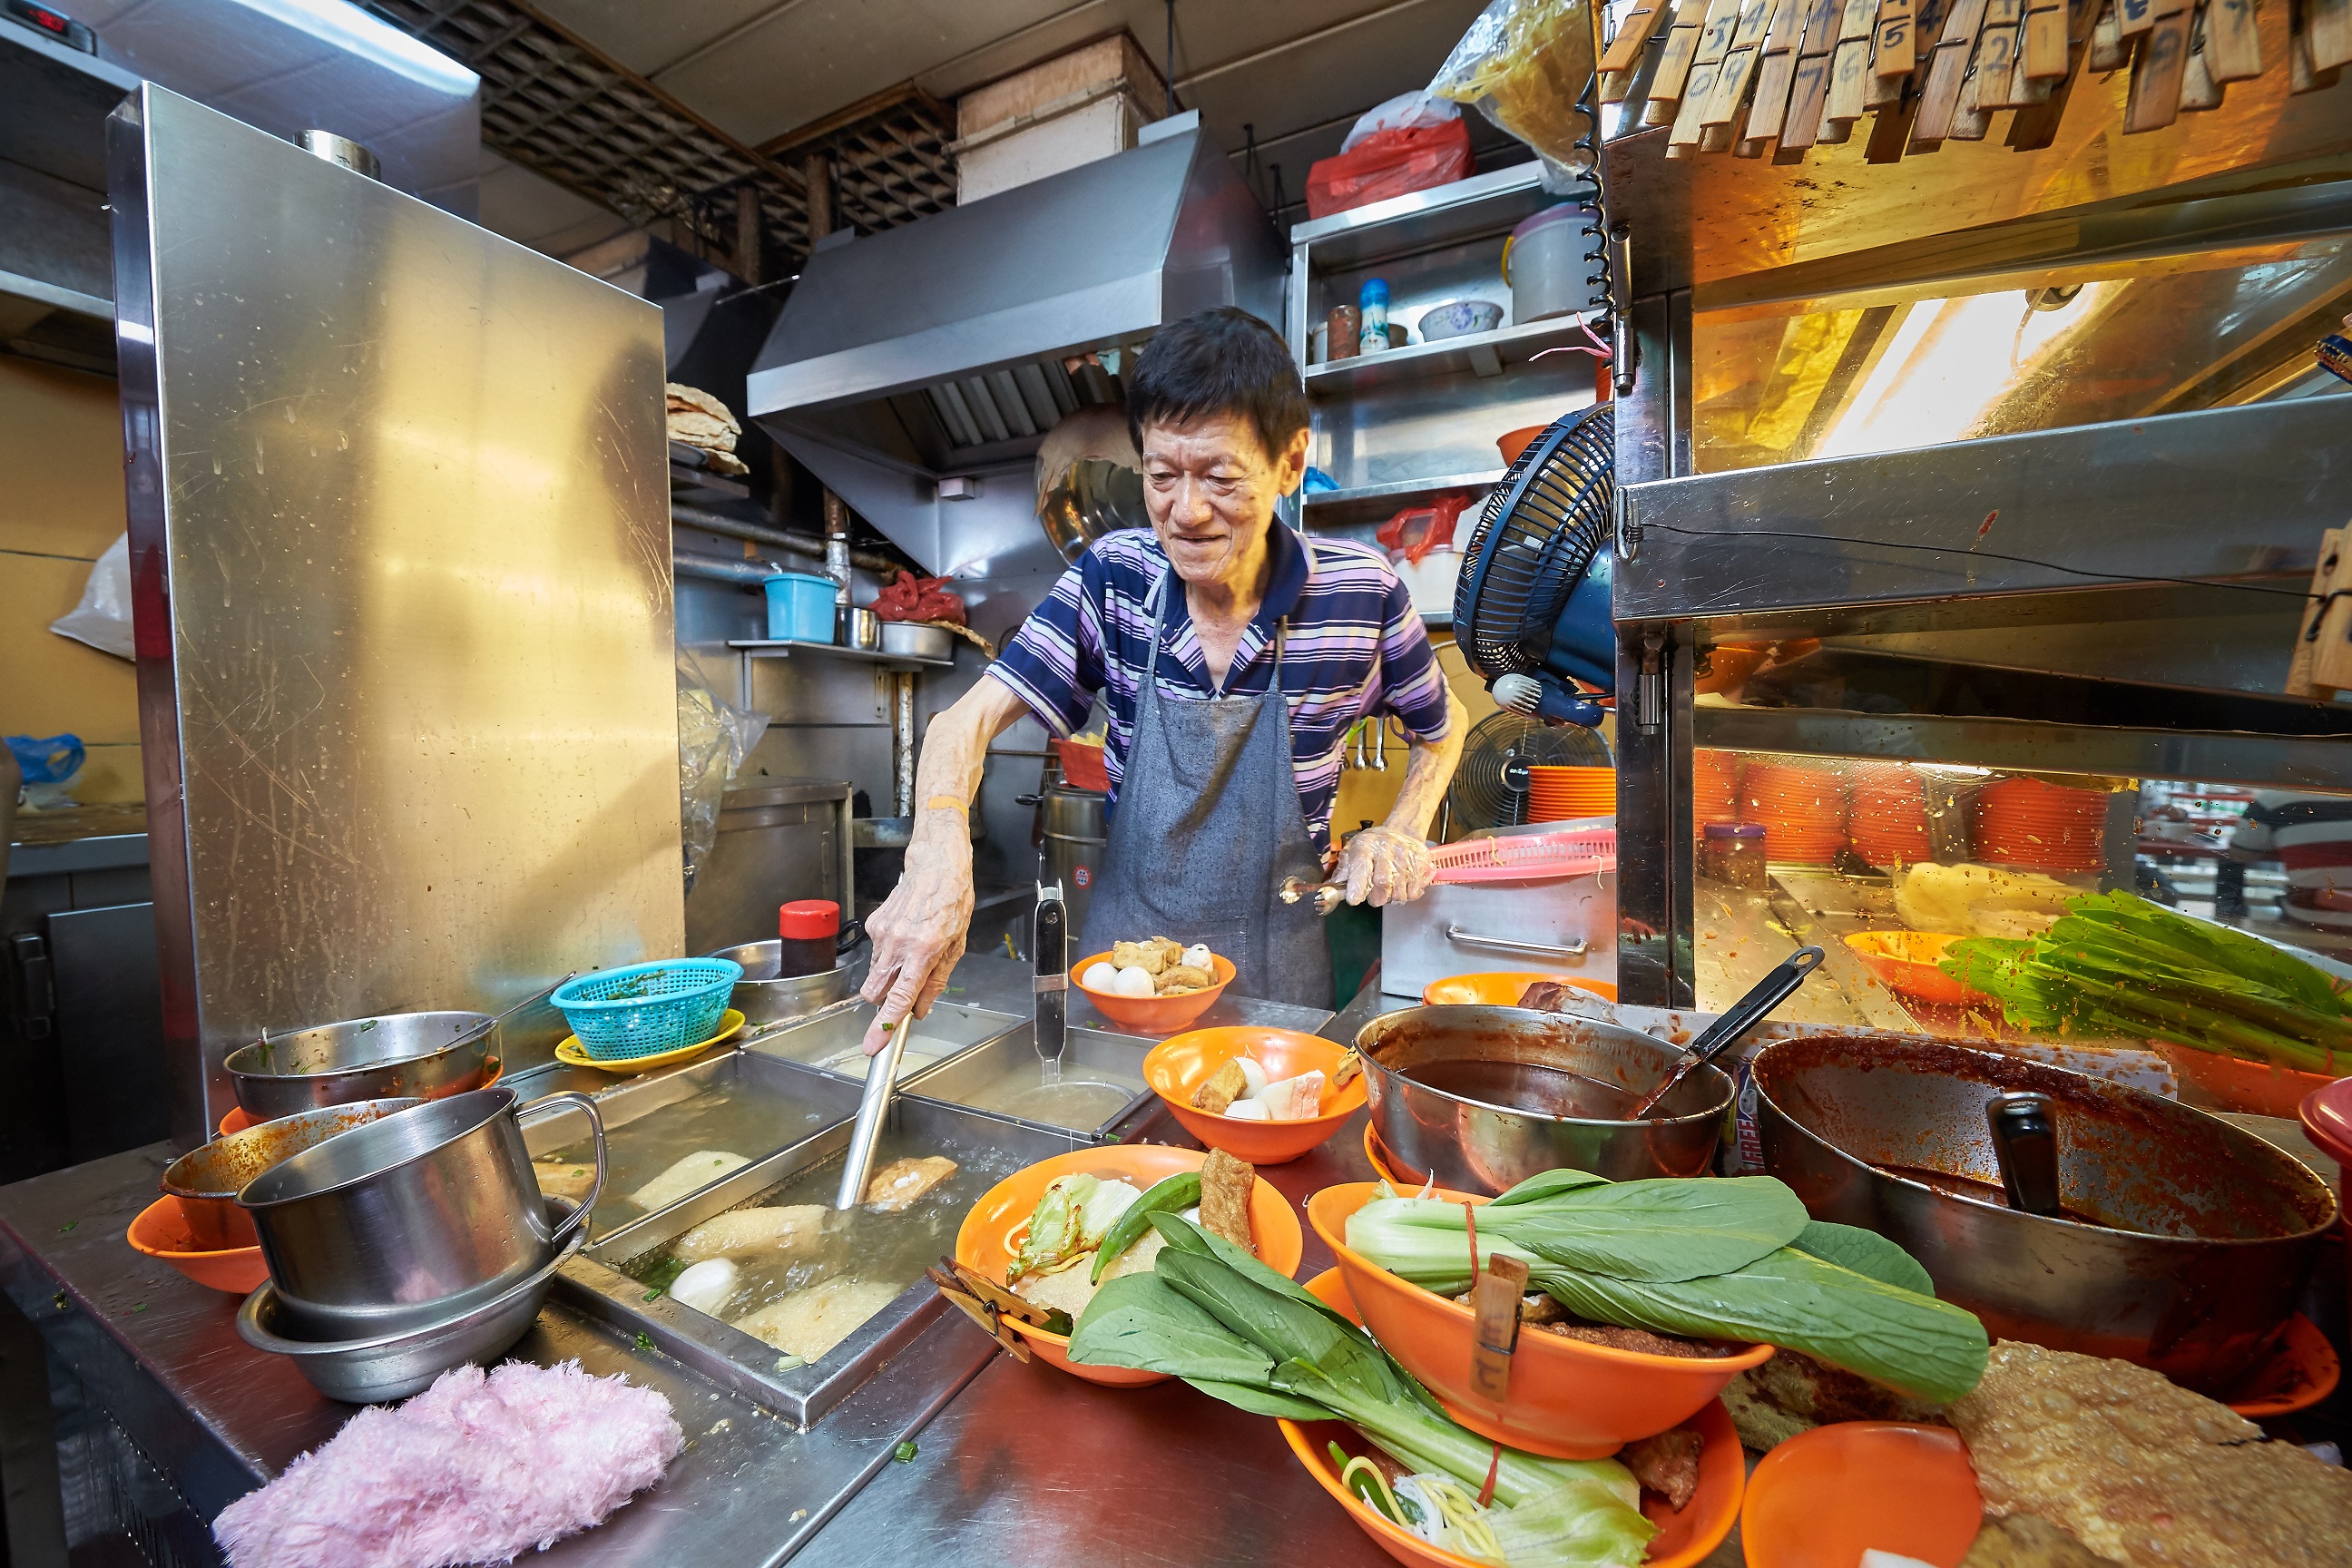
[{"xmin": 746, "ymin": 114, "xmax": 1284, "ymax": 524}]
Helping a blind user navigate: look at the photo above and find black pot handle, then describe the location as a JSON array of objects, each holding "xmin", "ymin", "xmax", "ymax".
[{"xmin": 836, "ymin": 920, "xmax": 867, "ymax": 956}]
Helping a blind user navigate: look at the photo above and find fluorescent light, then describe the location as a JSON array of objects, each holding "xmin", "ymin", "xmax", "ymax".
[{"xmin": 222, "ymin": 0, "xmax": 478, "ymax": 97}]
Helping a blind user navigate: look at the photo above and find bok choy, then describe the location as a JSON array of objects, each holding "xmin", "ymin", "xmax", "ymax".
[
  {"xmin": 1068, "ymin": 1212, "xmax": 1658, "ymax": 1568},
  {"xmin": 1346, "ymin": 1172, "xmax": 1986, "ymax": 1405}
]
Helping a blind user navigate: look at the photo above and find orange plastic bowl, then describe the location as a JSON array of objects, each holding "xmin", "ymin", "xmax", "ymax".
[
  {"xmin": 1142, "ymin": 1027, "xmax": 1367, "ymax": 1164},
  {"xmin": 1844, "ymin": 931, "xmax": 1983, "ymax": 1006},
  {"xmin": 2159, "ymin": 1040, "xmax": 2342, "ymax": 1119},
  {"xmin": 1071, "ymin": 951, "xmax": 1235, "ymax": 1035},
  {"xmin": 1421, "ymin": 972, "xmax": 1620, "ymax": 1007},
  {"xmin": 955, "ymin": 1144, "xmax": 1303, "ymax": 1386},
  {"xmin": 1740, "ymin": 1421, "xmax": 1982, "ymax": 1568},
  {"xmin": 1307, "ymin": 1182, "xmax": 1773, "ymax": 1457},
  {"xmin": 1286, "ymin": 1270, "xmax": 1745, "ymax": 1568},
  {"xmin": 125, "ymin": 1195, "xmax": 270, "ymax": 1294}
]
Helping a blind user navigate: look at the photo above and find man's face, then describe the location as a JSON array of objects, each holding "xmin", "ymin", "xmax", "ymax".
[{"xmin": 1139, "ymin": 413, "xmax": 1310, "ymax": 588}]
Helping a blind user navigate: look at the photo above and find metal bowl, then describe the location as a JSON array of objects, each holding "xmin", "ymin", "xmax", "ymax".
[
  {"xmin": 708, "ymin": 938, "xmax": 867, "ymax": 1024},
  {"xmin": 878, "ymin": 621, "xmax": 953, "ymax": 662},
  {"xmin": 161, "ymin": 1096, "xmax": 420, "ymax": 1250},
  {"xmin": 1751, "ymin": 1034, "xmax": 2338, "ymax": 1391},
  {"xmin": 235, "ymin": 1202, "xmax": 583, "ymax": 1403},
  {"xmin": 223, "ymin": 1011, "xmax": 497, "ymax": 1120},
  {"xmin": 239, "ymin": 1087, "xmax": 603, "ymax": 1338},
  {"xmin": 1354, "ymin": 1004, "xmax": 1734, "ymax": 1193}
]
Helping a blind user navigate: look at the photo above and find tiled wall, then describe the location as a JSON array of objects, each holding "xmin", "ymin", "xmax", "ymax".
[{"xmin": 0, "ymin": 358, "xmax": 140, "ymax": 803}]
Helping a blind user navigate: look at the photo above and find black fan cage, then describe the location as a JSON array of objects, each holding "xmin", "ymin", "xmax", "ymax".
[{"xmin": 1453, "ymin": 403, "xmax": 1615, "ymax": 681}]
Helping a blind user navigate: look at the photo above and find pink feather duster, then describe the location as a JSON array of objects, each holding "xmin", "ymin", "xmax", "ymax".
[{"xmin": 213, "ymin": 1360, "xmax": 684, "ymax": 1568}]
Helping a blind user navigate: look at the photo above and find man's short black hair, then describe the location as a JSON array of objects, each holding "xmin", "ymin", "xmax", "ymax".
[{"xmin": 1125, "ymin": 307, "xmax": 1308, "ymax": 464}]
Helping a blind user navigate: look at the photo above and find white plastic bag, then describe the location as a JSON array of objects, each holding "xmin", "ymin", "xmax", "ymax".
[
  {"xmin": 49, "ymin": 533, "xmax": 134, "ymax": 661},
  {"xmin": 676, "ymin": 647, "xmax": 770, "ymax": 894},
  {"xmin": 1339, "ymin": 90, "xmax": 1461, "ymax": 152}
]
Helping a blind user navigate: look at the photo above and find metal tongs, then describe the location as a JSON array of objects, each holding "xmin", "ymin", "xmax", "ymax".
[
  {"xmin": 1628, "ymin": 946, "xmax": 1825, "ymax": 1119},
  {"xmin": 1279, "ymin": 875, "xmax": 1347, "ymax": 916}
]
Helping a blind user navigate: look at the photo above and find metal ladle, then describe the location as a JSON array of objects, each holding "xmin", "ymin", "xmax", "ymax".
[{"xmin": 1627, "ymin": 946, "xmax": 1825, "ymax": 1119}]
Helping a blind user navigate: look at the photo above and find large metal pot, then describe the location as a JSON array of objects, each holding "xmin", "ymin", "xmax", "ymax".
[
  {"xmin": 710, "ymin": 936, "xmax": 868, "ymax": 1024},
  {"xmin": 1750, "ymin": 1034, "xmax": 2337, "ymax": 1391},
  {"xmin": 238, "ymin": 1086, "xmax": 604, "ymax": 1338},
  {"xmin": 223, "ymin": 1011, "xmax": 497, "ymax": 1121},
  {"xmin": 162, "ymin": 1096, "xmax": 420, "ymax": 1250},
  {"xmin": 1035, "ymin": 783, "xmax": 1107, "ymax": 936},
  {"xmin": 1354, "ymin": 1004, "xmax": 1733, "ymax": 1191}
]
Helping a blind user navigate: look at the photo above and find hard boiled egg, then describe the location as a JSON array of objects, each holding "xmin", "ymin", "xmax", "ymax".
[
  {"xmin": 1182, "ymin": 944, "xmax": 1213, "ymax": 972},
  {"xmin": 1081, "ymin": 961, "xmax": 1120, "ymax": 992},
  {"xmin": 670, "ymin": 1259, "xmax": 739, "ymax": 1318},
  {"xmin": 1112, "ymin": 965, "xmax": 1157, "ymax": 997}
]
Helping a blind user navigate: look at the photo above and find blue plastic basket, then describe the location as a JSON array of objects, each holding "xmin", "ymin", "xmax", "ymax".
[{"xmin": 553, "ymin": 960, "xmax": 741, "ymax": 1060}]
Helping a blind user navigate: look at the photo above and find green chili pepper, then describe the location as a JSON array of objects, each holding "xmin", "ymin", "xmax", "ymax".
[{"xmin": 1089, "ymin": 1171, "xmax": 1201, "ymax": 1284}]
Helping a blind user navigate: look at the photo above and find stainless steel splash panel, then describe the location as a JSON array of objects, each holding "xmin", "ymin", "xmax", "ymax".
[{"xmin": 111, "ymin": 85, "xmax": 681, "ymax": 1150}]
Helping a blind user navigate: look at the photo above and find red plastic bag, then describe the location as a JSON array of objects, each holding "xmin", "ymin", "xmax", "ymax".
[
  {"xmin": 871, "ymin": 570, "xmax": 967, "ymax": 626},
  {"xmin": 1305, "ymin": 116, "xmax": 1472, "ymax": 220},
  {"xmin": 1377, "ymin": 495, "xmax": 1470, "ymax": 566}
]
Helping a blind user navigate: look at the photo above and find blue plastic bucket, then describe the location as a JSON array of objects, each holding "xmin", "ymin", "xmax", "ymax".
[{"xmin": 763, "ymin": 573, "xmax": 838, "ymax": 643}]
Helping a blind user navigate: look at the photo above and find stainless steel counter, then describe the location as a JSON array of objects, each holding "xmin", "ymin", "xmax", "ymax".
[{"xmin": 0, "ymin": 951, "xmax": 1401, "ymax": 1568}]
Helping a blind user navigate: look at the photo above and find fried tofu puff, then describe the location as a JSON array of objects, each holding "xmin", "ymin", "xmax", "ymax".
[
  {"xmin": 1155, "ymin": 964, "xmax": 1213, "ymax": 995},
  {"xmin": 1111, "ymin": 940, "xmax": 1166, "ymax": 975}
]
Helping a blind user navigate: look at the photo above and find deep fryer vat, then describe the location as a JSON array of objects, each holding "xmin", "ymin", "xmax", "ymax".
[
  {"xmin": 899, "ymin": 1024, "xmax": 1157, "ymax": 1141},
  {"xmin": 520, "ymin": 1050, "xmax": 861, "ymax": 1239},
  {"xmin": 559, "ymin": 1094, "xmax": 1088, "ymax": 1426},
  {"xmin": 748, "ymin": 999, "xmax": 1024, "ymax": 1083},
  {"xmin": 1751, "ymin": 1034, "xmax": 2339, "ymax": 1390}
]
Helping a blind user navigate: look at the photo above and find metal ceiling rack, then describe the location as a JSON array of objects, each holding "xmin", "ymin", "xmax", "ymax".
[{"xmin": 358, "ymin": 1, "xmax": 956, "ymax": 279}]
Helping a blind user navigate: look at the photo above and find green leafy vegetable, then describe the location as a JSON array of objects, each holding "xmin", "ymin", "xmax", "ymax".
[
  {"xmin": 1014, "ymin": 1173, "xmax": 1144, "ymax": 1281},
  {"xmin": 893, "ymin": 1440, "xmax": 918, "ymax": 1464},
  {"xmin": 1945, "ymin": 891, "xmax": 2352, "ymax": 1072},
  {"xmin": 1091, "ymin": 1171, "xmax": 1201, "ymax": 1283},
  {"xmin": 1070, "ymin": 1213, "xmax": 1652, "ymax": 1550},
  {"xmin": 1490, "ymin": 1476, "xmax": 1661, "ymax": 1568},
  {"xmin": 1347, "ymin": 1172, "xmax": 1986, "ymax": 1405}
]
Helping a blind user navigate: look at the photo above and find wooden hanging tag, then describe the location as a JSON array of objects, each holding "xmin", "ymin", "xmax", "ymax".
[
  {"xmin": 1467, "ymin": 1255, "xmax": 1533, "ymax": 1404},
  {"xmin": 2124, "ymin": 0, "xmax": 2196, "ymax": 130},
  {"xmin": 2023, "ymin": 0, "xmax": 2073, "ymax": 71},
  {"xmin": 1876, "ymin": 0, "xmax": 1923, "ymax": 70},
  {"xmin": 2292, "ymin": 0, "xmax": 2347, "ymax": 90},
  {"xmin": 1912, "ymin": 0, "xmax": 1994, "ymax": 145},
  {"xmin": 2308, "ymin": 0, "xmax": 2352, "ymax": 68},
  {"xmin": 1823, "ymin": 0, "xmax": 1887, "ymax": 123},
  {"xmin": 1604, "ymin": 0, "xmax": 1678, "ymax": 71},
  {"xmin": 1646, "ymin": 9, "xmax": 1710, "ymax": 121},
  {"xmin": 1778, "ymin": 0, "xmax": 1847, "ymax": 151},
  {"xmin": 2203, "ymin": 0, "xmax": 2262, "ymax": 75},
  {"xmin": 1745, "ymin": 0, "xmax": 1817, "ymax": 143},
  {"xmin": 2118, "ymin": 0, "xmax": 2157, "ymax": 36},
  {"xmin": 2088, "ymin": 0, "xmax": 2130, "ymax": 64},
  {"xmin": 2179, "ymin": 12, "xmax": 2226, "ymax": 109},
  {"xmin": 1670, "ymin": 0, "xmax": 1748, "ymax": 144},
  {"xmin": 1967, "ymin": 0, "xmax": 2033, "ymax": 108},
  {"xmin": 2291, "ymin": 528, "xmax": 2352, "ymax": 700},
  {"xmin": 1704, "ymin": 0, "xmax": 1782, "ymax": 126}
]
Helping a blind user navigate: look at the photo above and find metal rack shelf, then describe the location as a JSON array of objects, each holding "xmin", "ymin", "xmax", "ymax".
[
  {"xmin": 1299, "ymin": 469, "xmax": 1504, "ymax": 531},
  {"xmin": 1303, "ymin": 315, "xmax": 1606, "ymax": 396},
  {"xmin": 727, "ymin": 638, "xmax": 951, "ymax": 671}
]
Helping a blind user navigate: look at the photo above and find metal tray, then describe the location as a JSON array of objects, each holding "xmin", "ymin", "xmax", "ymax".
[
  {"xmin": 558, "ymin": 1095, "xmax": 1087, "ymax": 1428},
  {"xmin": 519, "ymin": 1050, "xmax": 862, "ymax": 1240},
  {"xmin": 747, "ymin": 998, "xmax": 1024, "ymax": 1084},
  {"xmin": 900, "ymin": 1024, "xmax": 1159, "ymax": 1142}
]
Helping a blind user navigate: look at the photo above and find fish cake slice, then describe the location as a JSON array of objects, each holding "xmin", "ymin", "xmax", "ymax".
[{"xmin": 864, "ymin": 1155, "xmax": 958, "ymax": 1211}]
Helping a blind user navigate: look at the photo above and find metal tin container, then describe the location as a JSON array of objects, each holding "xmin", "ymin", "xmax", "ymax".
[
  {"xmin": 161, "ymin": 1096, "xmax": 420, "ymax": 1250},
  {"xmin": 1354, "ymin": 1004, "xmax": 1732, "ymax": 1191},
  {"xmin": 239, "ymin": 1087, "xmax": 604, "ymax": 1338},
  {"xmin": 748, "ymin": 999, "xmax": 1023, "ymax": 1084},
  {"xmin": 903, "ymin": 1024, "xmax": 1157, "ymax": 1141},
  {"xmin": 1750, "ymin": 1034, "xmax": 2338, "ymax": 1390},
  {"xmin": 1037, "ymin": 784, "xmax": 1107, "ymax": 937},
  {"xmin": 878, "ymin": 621, "xmax": 953, "ymax": 662},
  {"xmin": 223, "ymin": 1011, "xmax": 497, "ymax": 1121}
]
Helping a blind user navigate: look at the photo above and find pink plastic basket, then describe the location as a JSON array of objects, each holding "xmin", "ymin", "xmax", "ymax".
[{"xmin": 1428, "ymin": 827, "xmax": 1616, "ymax": 884}]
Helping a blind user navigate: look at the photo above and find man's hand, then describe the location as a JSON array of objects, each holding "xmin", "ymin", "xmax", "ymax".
[
  {"xmin": 1338, "ymin": 824, "xmax": 1436, "ymax": 906},
  {"xmin": 858, "ymin": 834, "xmax": 974, "ymax": 1053}
]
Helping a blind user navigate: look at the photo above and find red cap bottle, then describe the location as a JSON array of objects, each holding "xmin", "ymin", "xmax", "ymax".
[{"xmin": 777, "ymin": 899, "xmax": 841, "ymax": 976}]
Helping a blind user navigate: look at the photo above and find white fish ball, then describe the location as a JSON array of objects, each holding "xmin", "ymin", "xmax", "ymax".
[
  {"xmin": 670, "ymin": 1259, "xmax": 738, "ymax": 1318},
  {"xmin": 1222, "ymin": 1098, "xmax": 1270, "ymax": 1121},
  {"xmin": 1183, "ymin": 944, "xmax": 1214, "ymax": 972},
  {"xmin": 1081, "ymin": 962, "xmax": 1121, "ymax": 992},
  {"xmin": 1234, "ymin": 1057, "xmax": 1269, "ymax": 1098},
  {"xmin": 1112, "ymin": 965, "xmax": 1157, "ymax": 997}
]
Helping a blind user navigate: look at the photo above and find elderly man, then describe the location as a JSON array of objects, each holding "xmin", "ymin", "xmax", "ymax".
[{"xmin": 859, "ymin": 307, "xmax": 1465, "ymax": 1047}]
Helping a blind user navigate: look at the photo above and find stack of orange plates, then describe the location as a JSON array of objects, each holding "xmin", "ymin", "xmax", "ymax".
[
  {"xmin": 1850, "ymin": 762, "xmax": 1933, "ymax": 868},
  {"xmin": 1693, "ymin": 750, "xmax": 1740, "ymax": 838},
  {"xmin": 1974, "ymin": 777, "xmax": 2108, "ymax": 872},
  {"xmin": 1527, "ymin": 764, "xmax": 1616, "ymax": 822},
  {"xmin": 1740, "ymin": 760, "xmax": 1848, "ymax": 864}
]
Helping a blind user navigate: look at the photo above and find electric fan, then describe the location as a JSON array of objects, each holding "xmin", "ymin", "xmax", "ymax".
[
  {"xmin": 1445, "ymin": 710, "xmax": 1612, "ymax": 832},
  {"xmin": 1451, "ymin": 403, "xmax": 1615, "ymax": 725}
]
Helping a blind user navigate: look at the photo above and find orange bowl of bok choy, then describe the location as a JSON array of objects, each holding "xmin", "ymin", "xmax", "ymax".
[{"xmin": 954, "ymin": 1144, "xmax": 1301, "ymax": 1385}]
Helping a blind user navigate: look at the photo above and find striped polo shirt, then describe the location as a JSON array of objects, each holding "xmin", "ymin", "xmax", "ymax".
[{"xmin": 987, "ymin": 524, "xmax": 1453, "ymax": 855}]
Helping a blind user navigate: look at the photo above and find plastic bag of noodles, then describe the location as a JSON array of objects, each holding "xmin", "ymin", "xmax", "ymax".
[{"xmin": 1431, "ymin": 0, "xmax": 1601, "ymax": 192}]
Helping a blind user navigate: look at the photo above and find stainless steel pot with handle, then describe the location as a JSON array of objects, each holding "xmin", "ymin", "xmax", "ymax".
[
  {"xmin": 1750, "ymin": 1034, "xmax": 2337, "ymax": 1391},
  {"xmin": 1354, "ymin": 1004, "xmax": 1733, "ymax": 1191},
  {"xmin": 238, "ymin": 1086, "xmax": 606, "ymax": 1338}
]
